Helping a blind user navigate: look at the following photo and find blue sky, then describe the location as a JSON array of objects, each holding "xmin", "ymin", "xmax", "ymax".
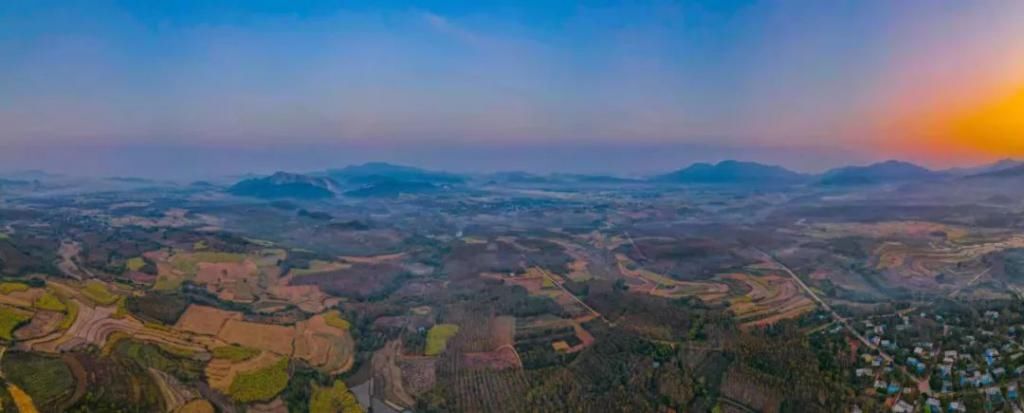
[{"xmin": 2, "ymin": 1, "xmax": 1023, "ymax": 177}]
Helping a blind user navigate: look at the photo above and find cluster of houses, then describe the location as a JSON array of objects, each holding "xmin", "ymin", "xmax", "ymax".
[{"xmin": 847, "ymin": 312, "xmax": 1024, "ymax": 412}]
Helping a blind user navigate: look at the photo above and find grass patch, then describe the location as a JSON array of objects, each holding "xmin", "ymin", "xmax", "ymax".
[
  {"xmin": 143, "ymin": 321, "xmax": 172, "ymax": 332},
  {"xmin": 0, "ymin": 306, "xmax": 33, "ymax": 340},
  {"xmin": 111, "ymin": 339, "xmax": 204, "ymax": 382},
  {"xmin": 126, "ymin": 257, "xmax": 146, "ymax": 272},
  {"xmin": 1, "ymin": 352, "xmax": 75, "ymax": 411},
  {"xmin": 125, "ymin": 293, "xmax": 188, "ymax": 324},
  {"xmin": 425, "ymin": 324, "xmax": 459, "ymax": 356},
  {"xmin": 0, "ymin": 282, "xmax": 29, "ymax": 295},
  {"xmin": 101, "ymin": 331, "xmax": 132, "ymax": 355},
  {"xmin": 158, "ymin": 342, "xmax": 199, "ymax": 358},
  {"xmin": 323, "ymin": 310, "xmax": 351, "ymax": 330},
  {"xmin": 288, "ymin": 260, "xmax": 348, "ymax": 277},
  {"xmin": 177, "ymin": 399, "xmax": 215, "ymax": 413},
  {"xmin": 228, "ymin": 357, "xmax": 290, "ymax": 403},
  {"xmin": 33, "ymin": 291, "xmax": 66, "ymax": 312},
  {"xmin": 152, "ymin": 275, "xmax": 183, "ymax": 292},
  {"xmin": 59, "ymin": 300, "xmax": 78, "ymax": 330},
  {"xmin": 81, "ymin": 280, "xmax": 119, "ymax": 305},
  {"xmin": 310, "ymin": 380, "xmax": 363, "ymax": 413},
  {"xmin": 112, "ymin": 296, "xmax": 128, "ymax": 319},
  {"xmin": 212, "ymin": 345, "xmax": 261, "ymax": 362},
  {"xmin": 170, "ymin": 252, "xmax": 245, "ymax": 276}
]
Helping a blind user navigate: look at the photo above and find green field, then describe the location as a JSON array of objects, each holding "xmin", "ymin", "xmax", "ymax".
[
  {"xmin": 310, "ymin": 380, "xmax": 363, "ymax": 413},
  {"xmin": 0, "ymin": 306, "xmax": 33, "ymax": 340},
  {"xmin": 34, "ymin": 291, "xmax": 67, "ymax": 311},
  {"xmin": 1, "ymin": 352, "xmax": 76, "ymax": 411},
  {"xmin": 111, "ymin": 339, "xmax": 204, "ymax": 381},
  {"xmin": 125, "ymin": 257, "xmax": 146, "ymax": 272},
  {"xmin": 153, "ymin": 275, "xmax": 183, "ymax": 292},
  {"xmin": 59, "ymin": 299, "xmax": 79, "ymax": 330},
  {"xmin": 171, "ymin": 251, "xmax": 246, "ymax": 275},
  {"xmin": 0, "ymin": 282, "xmax": 29, "ymax": 295},
  {"xmin": 213, "ymin": 345, "xmax": 261, "ymax": 362},
  {"xmin": 425, "ymin": 324, "xmax": 460, "ymax": 356},
  {"xmin": 82, "ymin": 280, "xmax": 119, "ymax": 305},
  {"xmin": 126, "ymin": 293, "xmax": 189, "ymax": 324},
  {"xmin": 323, "ymin": 310, "xmax": 351, "ymax": 330},
  {"xmin": 229, "ymin": 357, "xmax": 290, "ymax": 402}
]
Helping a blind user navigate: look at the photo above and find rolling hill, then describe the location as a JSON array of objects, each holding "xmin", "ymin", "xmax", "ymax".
[
  {"xmin": 228, "ymin": 172, "xmax": 339, "ymax": 199},
  {"xmin": 342, "ymin": 178, "xmax": 443, "ymax": 198},
  {"xmin": 818, "ymin": 160, "xmax": 940, "ymax": 186},
  {"xmin": 324, "ymin": 162, "xmax": 464, "ymax": 185},
  {"xmin": 652, "ymin": 160, "xmax": 809, "ymax": 185},
  {"xmin": 967, "ymin": 164, "xmax": 1024, "ymax": 179}
]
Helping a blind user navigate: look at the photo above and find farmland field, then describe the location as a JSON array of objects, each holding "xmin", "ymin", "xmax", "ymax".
[
  {"xmin": 425, "ymin": 324, "xmax": 460, "ymax": 356},
  {"xmin": 5, "ymin": 155, "xmax": 1024, "ymax": 412},
  {"xmin": 228, "ymin": 357, "xmax": 290, "ymax": 402},
  {"xmin": 309, "ymin": 380, "xmax": 362, "ymax": 413},
  {"xmin": 213, "ymin": 344, "xmax": 261, "ymax": 362},
  {"xmin": 0, "ymin": 306, "xmax": 33, "ymax": 340},
  {"xmin": 1, "ymin": 352, "xmax": 76, "ymax": 411},
  {"xmin": 81, "ymin": 280, "xmax": 119, "ymax": 305}
]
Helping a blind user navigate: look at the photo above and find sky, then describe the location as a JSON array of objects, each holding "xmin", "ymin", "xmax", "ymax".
[{"xmin": 2, "ymin": 0, "xmax": 1024, "ymax": 178}]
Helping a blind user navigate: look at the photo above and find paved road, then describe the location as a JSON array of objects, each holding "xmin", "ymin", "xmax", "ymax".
[
  {"xmin": 948, "ymin": 267, "xmax": 992, "ymax": 298},
  {"xmin": 755, "ymin": 248, "xmax": 892, "ymax": 362}
]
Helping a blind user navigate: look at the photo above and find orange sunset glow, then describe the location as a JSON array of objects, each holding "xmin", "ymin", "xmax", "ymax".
[{"xmin": 892, "ymin": 85, "xmax": 1024, "ymax": 162}]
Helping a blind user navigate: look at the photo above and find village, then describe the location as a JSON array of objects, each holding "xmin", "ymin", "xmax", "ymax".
[{"xmin": 838, "ymin": 302, "xmax": 1024, "ymax": 413}]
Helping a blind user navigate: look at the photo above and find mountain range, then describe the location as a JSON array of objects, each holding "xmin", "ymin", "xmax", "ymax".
[
  {"xmin": 217, "ymin": 158, "xmax": 1024, "ymax": 199},
  {"xmin": 322, "ymin": 162, "xmax": 464, "ymax": 185},
  {"xmin": 817, "ymin": 160, "xmax": 941, "ymax": 186},
  {"xmin": 652, "ymin": 160, "xmax": 810, "ymax": 185},
  {"xmin": 967, "ymin": 163, "xmax": 1024, "ymax": 179}
]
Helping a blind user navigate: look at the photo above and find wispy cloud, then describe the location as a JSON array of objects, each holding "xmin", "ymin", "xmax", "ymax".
[{"xmin": 420, "ymin": 11, "xmax": 485, "ymax": 47}]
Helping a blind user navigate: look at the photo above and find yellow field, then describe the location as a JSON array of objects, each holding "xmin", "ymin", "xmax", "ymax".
[
  {"xmin": 425, "ymin": 324, "xmax": 459, "ymax": 356},
  {"xmin": 0, "ymin": 305, "xmax": 33, "ymax": 340},
  {"xmin": 228, "ymin": 357, "xmax": 290, "ymax": 402},
  {"xmin": 323, "ymin": 310, "xmax": 351, "ymax": 330},
  {"xmin": 310, "ymin": 380, "xmax": 363, "ymax": 413},
  {"xmin": 81, "ymin": 280, "xmax": 119, "ymax": 305},
  {"xmin": 7, "ymin": 383, "xmax": 39, "ymax": 413},
  {"xmin": 126, "ymin": 257, "xmax": 146, "ymax": 272},
  {"xmin": 0, "ymin": 282, "xmax": 30, "ymax": 295}
]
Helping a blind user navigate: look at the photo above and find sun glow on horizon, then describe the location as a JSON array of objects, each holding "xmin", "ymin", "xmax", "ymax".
[{"xmin": 887, "ymin": 84, "xmax": 1024, "ymax": 163}]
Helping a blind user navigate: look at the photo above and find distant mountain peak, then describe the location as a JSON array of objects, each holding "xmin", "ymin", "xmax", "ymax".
[
  {"xmin": 818, "ymin": 160, "xmax": 939, "ymax": 186},
  {"xmin": 653, "ymin": 160, "xmax": 808, "ymax": 185},
  {"xmin": 967, "ymin": 163, "xmax": 1024, "ymax": 179},
  {"xmin": 324, "ymin": 162, "xmax": 464, "ymax": 184},
  {"xmin": 228, "ymin": 172, "xmax": 338, "ymax": 199},
  {"xmin": 949, "ymin": 158, "xmax": 1024, "ymax": 177}
]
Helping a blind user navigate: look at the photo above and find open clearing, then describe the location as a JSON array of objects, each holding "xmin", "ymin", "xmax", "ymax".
[
  {"xmin": 218, "ymin": 319, "xmax": 295, "ymax": 355},
  {"xmin": 720, "ymin": 273, "xmax": 816, "ymax": 328},
  {"xmin": 175, "ymin": 305, "xmax": 242, "ymax": 336},
  {"xmin": 426, "ymin": 324, "xmax": 460, "ymax": 356}
]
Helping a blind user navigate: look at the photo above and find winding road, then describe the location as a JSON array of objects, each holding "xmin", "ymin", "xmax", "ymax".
[{"xmin": 754, "ymin": 248, "xmax": 892, "ymax": 362}]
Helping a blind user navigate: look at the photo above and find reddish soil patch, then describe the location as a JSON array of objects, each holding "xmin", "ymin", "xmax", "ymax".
[
  {"xmin": 218, "ymin": 319, "xmax": 295, "ymax": 355},
  {"xmin": 175, "ymin": 305, "xmax": 242, "ymax": 336},
  {"xmin": 462, "ymin": 346, "xmax": 521, "ymax": 370},
  {"xmin": 14, "ymin": 310, "xmax": 64, "ymax": 340}
]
